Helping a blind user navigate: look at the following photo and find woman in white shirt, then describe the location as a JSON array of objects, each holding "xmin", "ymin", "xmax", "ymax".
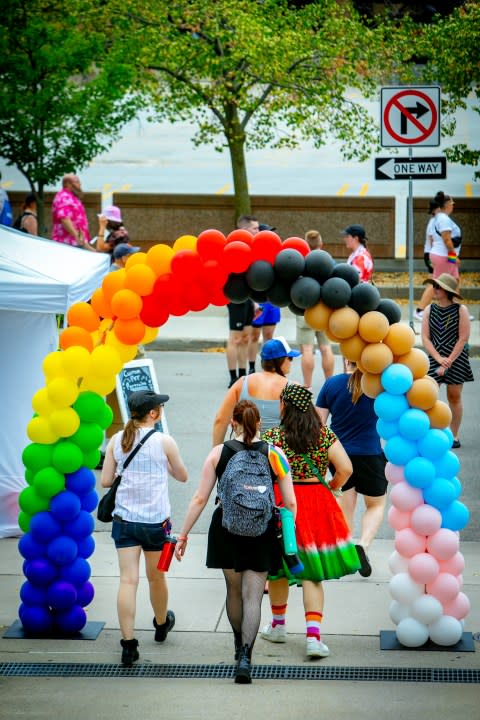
[{"xmin": 429, "ymin": 191, "xmax": 460, "ymax": 281}]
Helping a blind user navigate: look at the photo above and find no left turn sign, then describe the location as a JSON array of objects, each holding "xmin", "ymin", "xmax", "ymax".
[{"xmin": 381, "ymin": 86, "xmax": 440, "ymax": 147}]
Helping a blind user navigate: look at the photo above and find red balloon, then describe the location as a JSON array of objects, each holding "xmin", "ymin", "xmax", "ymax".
[
  {"xmin": 226, "ymin": 229, "xmax": 254, "ymax": 247},
  {"xmin": 185, "ymin": 282, "xmax": 209, "ymax": 312},
  {"xmin": 140, "ymin": 294, "xmax": 170, "ymax": 328},
  {"xmin": 209, "ymin": 285, "xmax": 229, "ymax": 307},
  {"xmin": 171, "ymin": 250, "xmax": 203, "ymax": 280},
  {"xmin": 222, "ymin": 241, "xmax": 252, "ymax": 273},
  {"xmin": 251, "ymin": 231, "xmax": 282, "ymax": 264},
  {"xmin": 154, "ymin": 274, "xmax": 174, "ymax": 301},
  {"xmin": 167, "ymin": 277, "xmax": 190, "ymax": 316},
  {"xmin": 197, "ymin": 229, "xmax": 227, "ymax": 261},
  {"xmin": 283, "ymin": 237, "xmax": 310, "ymax": 256},
  {"xmin": 203, "ymin": 259, "xmax": 228, "ymax": 289}
]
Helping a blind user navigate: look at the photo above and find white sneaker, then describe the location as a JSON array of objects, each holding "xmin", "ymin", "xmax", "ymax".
[
  {"xmin": 469, "ymin": 315, "xmax": 475, "ymax": 321},
  {"xmin": 306, "ymin": 637, "xmax": 330, "ymax": 658},
  {"xmin": 260, "ymin": 622, "xmax": 287, "ymax": 643},
  {"xmin": 413, "ymin": 310, "xmax": 424, "ymax": 322}
]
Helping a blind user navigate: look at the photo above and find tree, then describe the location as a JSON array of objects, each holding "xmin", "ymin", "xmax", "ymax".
[
  {"xmin": 0, "ymin": 0, "xmax": 140, "ymax": 232},
  {"xmin": 115, "ymin": 0, "xmax": 394, "ymax": 219}
]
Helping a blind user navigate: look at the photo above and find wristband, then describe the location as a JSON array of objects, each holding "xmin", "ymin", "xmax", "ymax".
[
  {"xmin": 177, "ymin": 534, "xmax": 188, "ymax": 541},
  {"xmin": 447, "ymin": 252, "xmax": 457, "ymax": 264}
]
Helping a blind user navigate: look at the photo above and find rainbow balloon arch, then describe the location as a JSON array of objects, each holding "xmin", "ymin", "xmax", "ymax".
[{"xmin": 17, "ymin": 228, "xmax": 470, "ymax": 646}]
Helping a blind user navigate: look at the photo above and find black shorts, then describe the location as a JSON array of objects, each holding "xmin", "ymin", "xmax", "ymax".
[
  {"xmin": 228, "ymin": 301, "xmax": 254, "ymax": 331},
  {"xmin": 340, "ymin": 454, "xmax": 387, "ymax": 496},
  {"xmin": 111, "ymin": 516, "xmax": 171, "ymax": 551}
]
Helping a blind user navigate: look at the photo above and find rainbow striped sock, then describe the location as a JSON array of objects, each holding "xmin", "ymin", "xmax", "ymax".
[
  {"xmin": 271, "ymin": 603, "xmax": 287, "ymax": 629},
  {"xmin": 305, "ymin": 611, "xmax": 323, "ymax": 640}
]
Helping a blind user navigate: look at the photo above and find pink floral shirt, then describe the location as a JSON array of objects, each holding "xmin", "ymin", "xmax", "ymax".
[
  {"xmin": 51, "ymin": 189, "xmax": 90, "ymax": 245},
  {"xmin": 348, "ymin": 245, "xmax": 373, "ymax": 283}
]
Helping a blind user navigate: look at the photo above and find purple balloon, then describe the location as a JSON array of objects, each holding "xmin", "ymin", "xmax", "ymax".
[
  {"xmin": 76, "ymin": 581, "xmax": 95, "ymax": 607},
  {"xmin": 47, "ymin": 581, "xmax": 77, "ymax": 611},
  {"xmin": 53, "ymin": 604, "xmax": 87, "ymax": 634},
  {"xmin": 24, "ymin": 558, "xmax": 58, "ymax": 586}
]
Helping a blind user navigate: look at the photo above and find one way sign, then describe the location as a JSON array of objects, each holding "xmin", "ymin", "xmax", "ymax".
[{"xmin": 375, "ymin": 156, "xmax": 447, "ymax": 181}]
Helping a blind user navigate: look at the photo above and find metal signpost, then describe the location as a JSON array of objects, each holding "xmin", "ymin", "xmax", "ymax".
[{"xmin": 380, "ymin": 86, "xmax": 442, "ymax": 327}]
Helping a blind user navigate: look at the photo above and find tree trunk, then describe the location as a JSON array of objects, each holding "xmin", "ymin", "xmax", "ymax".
[
  {"xmin": 225, "ymin": 103, "xmax": 251, "ymax": 223},
  {"xmin": 36, "ymin": 184, "xmax": 47, "ymax": 238}
]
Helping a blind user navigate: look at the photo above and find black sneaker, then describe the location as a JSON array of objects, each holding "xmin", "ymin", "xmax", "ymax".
[
  {"xmin": 153, "ymin": 610, "xmax": 175, "ymax": 642},
  {"xmin": 452, "ymin": 439, "xmax": 461, "ymax": 449},
  {"xmin": 228, "ymin": 377, "xmax": 238, "ymax": 388},
  {"xmin": 355, "ymin": 544, "xmax": 372, "ymax": 578},
  {"xmin": 120, "ymin": 638, "xmax": 139, "ymax": 667},
  {"xmin": 235, "ymin": 645, "xmax": 252, "ymax": 684}
]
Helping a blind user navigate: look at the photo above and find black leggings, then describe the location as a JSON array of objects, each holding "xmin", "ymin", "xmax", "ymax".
[{"xmin": 222, "ymin": 568, "xmax": 267, "ymax": 649}]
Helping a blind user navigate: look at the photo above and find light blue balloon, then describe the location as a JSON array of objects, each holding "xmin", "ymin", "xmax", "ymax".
[
  {"xmin": 443, "ymin": 427, "xmax": 454, "ymax": 447},
  {"xmin": 434, "ymin": 451, "xmax": 461, "ymax": 479},
  {"xmin": 441, "ymin": 500, "xmax": 470, "ymax": 531},
  {"xmin": 384, "ymin": 435, "xmax": 418, "ymax": 466},
  {"xmin": 404, "ymin": 456, "xmax": 436, "ymax": 489},
  {"xmin": 423, "ymin": 477, "xmax": 457, "ymax": 510},
  {"xmin": 448, "ymin": 476, "xmax": 462, "ymax": 498},
  {"xmin": 418, "ymin": 429, "xmax": 451, "ymax": 461},
  {"xmin": 376, "ymin": 418, "xmax": 398, "ymax": 440},
  {"xmin": 381, "ymin": 363, "xmax": 414, "ymax": 395},
  {"xmin": 398, "ymin": 408, "xmax": 430, "ymax": 441},
  {"xmin": 374, "ymin": 392, "xmax": 409, "ymax": 422}
]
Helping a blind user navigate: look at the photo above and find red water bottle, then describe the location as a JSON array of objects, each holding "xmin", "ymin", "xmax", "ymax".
[{"xmin": 157, "ymin": 537, "xmax": 177, "ymax": 572}]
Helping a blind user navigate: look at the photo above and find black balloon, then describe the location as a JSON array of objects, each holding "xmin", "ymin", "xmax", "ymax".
[
  {"xmin": 249, "ymin": 288, "xmax": 268, "ymax": 303},
  {"xmin": 266, "ymin": 280, "xmax": 292, "ymax": 307},
  {"xmin": 274, "ymin": 249, "xmax": 305, "ymax": 282},
  {"xmin": 246, "ymin": 260, "xmax": 275, "ymax": 291},
  {"xmin": 349, "ymin": 283, "xmax": 381, "ymax": 315},
  {"xmin": 290, "ymin": 276, "xmax": 321, "ymax": 309},
  {"xmin": 321, "ymin": 277, "xmax": 351, "ymax": 309},
  {"xmin": 288, "ymin": 301, "xmax": 305, "ymax": 316},
  {"xmin": 332, "ymin": 262, "xmax": 360, "ymax": 288},
  {"xmin": 223, "ymin": 273, "xmax": 250, "ymax": 303},
  {"xmin": 377, "ymin": 298, "xmax": 402, "ymax": 325},
  {"xmin": 304, "ymin": 249, "xmax": 335, "ymax": 283}
]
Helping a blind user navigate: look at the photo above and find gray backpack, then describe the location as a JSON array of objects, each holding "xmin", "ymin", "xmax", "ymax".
[{"xmin": 218, "ymin": 441, "xmax": 275, "ymax": 537}]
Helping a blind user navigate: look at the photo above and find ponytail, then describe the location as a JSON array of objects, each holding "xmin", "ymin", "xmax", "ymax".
[
  {"xmin": 232, "ymin": 400, "xmax": 260, "ymax": 447},
  {"xmin": 121, "ymin": 418, "xmax": 141, "ymax": 452}
]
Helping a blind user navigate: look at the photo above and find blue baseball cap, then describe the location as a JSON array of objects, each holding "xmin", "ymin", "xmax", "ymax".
[{"xmin": 261, "ymin": 336, "xmax": 301, "ymax": 361}]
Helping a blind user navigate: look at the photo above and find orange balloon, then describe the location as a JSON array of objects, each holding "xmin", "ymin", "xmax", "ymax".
[
  {"xmin": 146, "ymin": 244, "xmax": 173, "ymax": 276},
  {"xmin": 110, "ymin": 289, "xmax": 143, "ymax": 320},
  {"xmin": 328, "ymin": 307, "xmax": 359, "ymax": 340},
  {"xmin": 395, "ymin": 347, "xmax": 430, "ymax": 379},
  {"xmin": 360, "ymin": 343, "xmax": 394, "ymax": 374},
  {"xmin": 361, "ymin": 371, "xmax": 384, "ymax": 398},
  {"xmin": 304, "ymin": 302, "xmax": 332, "ymax": 331},
  {"xmin": 102, "ymin": 268, "xmax": 126, "ymax": 302},
  {"xmin": 125, "ymin": 252, "xmax": 148, "ymax": 269},
  {"xmin": 324, "ymin": 326, "xmax": 342, "ymax": 343},
  {"xmin": 90, "ymin": 287, "xmax": 113, "ymax": 319},
  {"xmin": 339, "ymin": 334, "xmax": 367, "ymax": 362},
  {"xmin": 406, "ymin": 377, "xmax": 439, "ymax": 410},
  {"xmin": 426, "ymin": 400, "xmax": 453, "ymax": 429},
  {"xmin": 67, "ymin": 302, "xmax": 100, "ymax": 332},
  {"xmin": 59, "ymin": 326, "xmax": 94, "ymax": 352},
  {"xmin": 358, "ymin": 311, "xmax": 390, "ymax": 343},
  {"xmin": 356, "ymin": 356, "xmax": 368, "ymax": 375},
  {"xmin": 104, "ymin": 330, "xmax": 138, "ymax": 362},
  {"xmin": 114, "ymin": 317, "xmax": 146, "ymax": 345},
  {"xmin": 124, "ymin": 263, "xmax": 157, "ymax": 296},
  {"xmin": 384, "ymin": 323, "xmax": 416, "ymax": 356}
]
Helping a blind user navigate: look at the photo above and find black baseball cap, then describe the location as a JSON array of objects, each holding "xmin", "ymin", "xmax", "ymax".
[
  {"xmin": 259, "ymin": 223, "xmax": 277, "ymax": 232},
  {"xmin": 128, "ymin": 390, "xmax": 169, "ymax": 417},
  {"xmin": 341, "ymin": 224, "xmax": 366, "ymax": 239}
]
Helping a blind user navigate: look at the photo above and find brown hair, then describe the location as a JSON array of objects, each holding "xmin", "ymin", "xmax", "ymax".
[
  {"xmin": 232, "ymin": 400, "xmax": 260, "ymax": 447},
  {"xmin": 120, "ymin": 406, "xmax": 161, "ymax": 452},
  {"xmin": 261, "ymin": 357, "xmax": 287, "ymax": 376},
  {"xmin": 281, "ymin": 401, "xmax": 323, "ymax": 454},
  {"xmin": 305, "ymin": 229, "xmax": 323, "ymax": 251},
  {"xmin": 347, "ymin": 367, "xmax": 364, "ymax": 404}
]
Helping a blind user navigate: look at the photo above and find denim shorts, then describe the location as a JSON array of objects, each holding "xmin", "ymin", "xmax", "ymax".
[{"xmin": 111, "ymin": 516, "xmax": 171, "ymax": 551}]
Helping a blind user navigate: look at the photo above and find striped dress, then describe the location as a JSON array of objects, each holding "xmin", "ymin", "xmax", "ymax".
[{"xmin": 427, "ymin": 303, "xmax": 474, "ymax": 385}]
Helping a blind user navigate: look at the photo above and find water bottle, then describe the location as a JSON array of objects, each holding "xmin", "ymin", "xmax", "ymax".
[
  {"xmin": 279, "ymin": 507, "xmax": 297, "ymax": 555},
  {"xmin": 283, "ymin": 551, "xmax": 304, "ymax": 576},
  {"xmin": 157, "ymin": 537, "xmax": 177, "ymax": 572}
]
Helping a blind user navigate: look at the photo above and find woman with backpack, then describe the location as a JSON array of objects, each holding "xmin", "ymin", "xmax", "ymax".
[{"xmin": 175, "ymin": 399, "xmax": 296, "ymax": 685}]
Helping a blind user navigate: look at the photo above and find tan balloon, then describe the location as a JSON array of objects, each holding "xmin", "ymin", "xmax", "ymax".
[
  {"xmin": 384, "ymin": 323, "xmax": 416, "ymax": 356},
  {"xmin": 358, "ymin": 311, "xmax": 390, "ymax": 343},
  {"xmin": 304, "ymin": 301, "xmax": 332, "ymax": 331},
  {"xmin": 426, "ymin": 400, "xmax": 453, "ymax": 429},
  {"xmin": 356, "ymin": 356, "xmax": 368, "ymax": 375},
  {"xmin": 328, "ymin": 307, "xmax": 360, "ymax": 340},
  {"xmin": 339, "ymin": 334, "xmax": 367, "ymax": 362},
  {"xmin": 325, "ymin": 326, "xmax": 342, "ymax": 343},
  {"xmin": 396, "ymin": 347, "xmax": 430, "ymax": 379},
  {"xmin": 406, "ymin": 377, "xmax": 439, "ymax": 410},
  {"xmin": 360, "ymin": 343, "xmax": 394, "ymax": 374},
  {"xmin": 361, "ymin": 371, "xmax": 384, "ymax": 398}
]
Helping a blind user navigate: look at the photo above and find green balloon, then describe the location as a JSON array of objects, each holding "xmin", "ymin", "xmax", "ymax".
[
  {"xmin": 22, "ymin": 443, "xmax": 54, "ymax": 473},
  {"xmin": 98, "ymin": 403, "xmax": 114, "ymax": 430},
  {"xmin": 25, "ymin": 469, "xmax": 35, "ymax": 486},
  {"xmin": 52, "ymin": 440, "xmax": 83, "ymax": 474},
  {"xmin": 70, "ymin": 422, "xmax": 104, "ymax": 452},
  {"xmin": 83, "ymin": 448, "xmax": 101, "ymax": 470},
  {"xmin": 33, "ymin": 466, "xmax": 66, "ymax": 498},
  {"xmin": 73, "ymin": 391, "xmax": 105, "ymax": 423},
  {"xmin": 18, "ymin": 486, "xmax": 50, "ymax": 515},
  {"xmin": 18, "ymin": 511, "xmax": 32, "ymax": 533}
]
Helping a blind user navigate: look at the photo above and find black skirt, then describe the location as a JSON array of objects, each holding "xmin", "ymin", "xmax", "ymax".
[{"xmin": 206, "ymin": 506, "xmax": 282, "ymax": 573}]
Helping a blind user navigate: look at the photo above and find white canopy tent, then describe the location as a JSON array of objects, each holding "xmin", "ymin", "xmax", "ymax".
[{"xmin": 0, "ymin": 226, "xmax": 110, "ymax": 537}]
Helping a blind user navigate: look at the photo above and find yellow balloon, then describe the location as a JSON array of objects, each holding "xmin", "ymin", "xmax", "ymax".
[
  {"xmin": 32, "ymin": 388, "xmax": 56, "ymax": 416},
  {"xmin": 142, "ymin": 325, "xmax": 158, "ymax": 345},
  {"xmin": 146, "ymin": 244, "xmax": 173, "ymax": 276},
  {"xmin": 42, "ymin": 351, "xmax": 64, "ymax": 380},
  {"xmin": 104, "ymin": 330, "xmax": 137, "ymax": 362},
  {"xmin": 49, "ymin": 407, "xmax": 81, "ymax": 437},
  {"xmin": 90, "ymin": 345, "xmax": 123, "ymax": 377},
  {"xmin": 47, "ymin": 377, "xmax": 79, "ymax": 408},
  {"xmin": 80, "ymin": 373, "xmax": 117, "ymax": 396},
  {"xmin": 27, "ymin": 416, "xmax": 60, "ymax": 444},
  {"xmin": 173, "ymin": 234, "xmax": 197, "ymax": 252},
  {"xmin": 61, "ymin": 345, "xmax": 91, "ymax": 380},
  {"xmin": 125, "ymin": 252, "xmax": 148, "ymax": 269}
]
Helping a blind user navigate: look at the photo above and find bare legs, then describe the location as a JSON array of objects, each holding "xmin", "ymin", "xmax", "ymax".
[
  {"xmin": 145, "ymin": 551, "xmax": 168, "ymax": 625},
  {"xmin": 319, "ymin": 343, "xmax": 335, "ymax": 379},
  {"xmin": 226, "ymin": 329, "xmax": 250, "ymax": 374},
  {"xmin": 338, "ymin": 488, "xmax": 387, "ymax": 552},
  {"xmin": 248, "ymin": 325, "xmax": 276, "ymax": 365},
  {"xmin": 446, "ymin": 383, "xmax": 463, "ymax": 441},
  {"xmin": 300, "ymin": 343, "xmax": 334, "ymax": 389},
  {"xmin": 117, "ymin": 547, "xmax": 168, "ymax": 640}
]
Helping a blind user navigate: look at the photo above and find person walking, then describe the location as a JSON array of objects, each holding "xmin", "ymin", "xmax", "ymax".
[
  {"xmin": 342, "ymin": 224, "xmax": 373, "ymax": 283},
  {"xmin": 428, "ymin": 191, "xmax": 461, "ymax": 282},
  {"xmin": 51, "ymin": 174, "xmax": 95, "ymax": 251},
  {"xmin": 175, "ymin": 399, "xmax": 296, "ymax": 684},
  {"xmin": 316, "ymin": 361, "xmax": 388, "ymax": 577},
  {"xmin": 100, "ymin": 390, "xmax": 188, "ymax": 667},
  {"xmin": 261, "ymin": 384, "xmax": 359, "ymax": 658},
  {"xmin": 421, "ymin": 273, "xmax": 474, "ymax": 449},
  {"xmin": 414, "ymin": 197, "xmax": 441, "ymax": 322},
  {"xmin": 13, "ymin": 192, "xmax": 38, "ymax": 235}
]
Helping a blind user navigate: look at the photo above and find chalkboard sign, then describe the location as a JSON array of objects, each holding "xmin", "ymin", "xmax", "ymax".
[{"xmin": 116, "ymin": 359, "xmax": 169, "ymax": 434}]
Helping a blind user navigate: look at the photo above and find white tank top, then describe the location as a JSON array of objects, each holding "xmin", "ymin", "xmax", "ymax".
[{"xmin": 112, "ymin": 427, "xmax": 170, "ymax": 523}]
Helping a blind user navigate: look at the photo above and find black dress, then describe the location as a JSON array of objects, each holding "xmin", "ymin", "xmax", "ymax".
[
  {"xmin": 206, "ymin": 440, "xmax": 282, "ymax": 573},
  {"xmin": 427, "ymin": 304, "xmax": 474, "ymax": 385}
]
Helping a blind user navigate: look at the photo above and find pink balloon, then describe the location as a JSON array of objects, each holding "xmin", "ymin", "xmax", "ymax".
[
  {"xmin": 388, "ymin": 506, "xmax": 411, "ymax": 531},
  {"xmin": 395, "ymin": 528, "xmax": 427, "ymax": 558},
  {"xmin": 390, "ymin": 482, "xmax": 424, "ymax": 512},
  {"xmin": 426, "ymin": 528, "xmax": 460, "ymax": 561},
  {"xmin": 385, "ymin": 462, "xmax": 405, "ymax": 485},
  {"xmin": 426, "ymin": 572, "xmax": 460, "ymax": 604},
  {"xmin": 410, "ymin": 504, "xmax": 442, "ymax": 536},
  {"xmin": 456, "ymin": 574, "xmax": 464, "ymax": 589},
  {"xmin": 443, "ymin": 591, "xmax": 470, "ymax": 620},
  {"xmin": 408, "ymin": 553, "xmax": 440, "ymax": 584},
  {"xmin": 438, "ymin": 552, "xmax": 465, "ymax": 576}
]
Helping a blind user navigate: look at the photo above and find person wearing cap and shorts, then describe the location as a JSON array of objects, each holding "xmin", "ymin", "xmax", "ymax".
[
  {"xmin": 109, "ymin": 242, "xmax": 141, "ymax": 271},
  {"xmin": 212, "ymin": 337, "xmax": 301, "ymax": 445},
  {"xmin": 342, "ymin": 224, "xmax": 374, "ymax": 283},
  {"xmin": 101, "ymin": 390, "xmax": 188, "ymax": 667},
  {"xmin": 93, "ymin": 204, "xmax": 130, "ymax": 256}
]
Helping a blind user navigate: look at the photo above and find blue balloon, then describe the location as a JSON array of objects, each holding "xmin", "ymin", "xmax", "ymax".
[
  {"xmin": 381, "ymin": 363, "xmax": 414, "ymax": 395},
  {"xmin": 65, "ymin": 510, "xmax": 95, "ymax": 540},
  {"xmin": 376, "ymin": 418, "xmax": 398, "ymax": 440},
  {"xmin": 46, "ymin": 536, "xmax": 78, "ymax": 566},
  {"xmin": 18, "ymin": 533, "xmax": 46, "ymax": 560},
  {"xmin": 384, "ymin": 435, "xmax": 418, "ymax": 466},
  {"xmin": 53, "ymin": 604, "xmax": 87, "ymax": 634},
  {"xmin": 443, "ymin": 427, "xmax": 454, "ymax": 447},
  {"xmin": 374, "ymin": 392, "xmax": 409, "ymax": 422},
  {"xmin": 398, "ymin": 408, "xmax": 430, "ymax": 441},
  {"xmin": 50, "ymin": 490, "xmax": 82, "ymax": 523},
  {"xmin": 441, "ymin": 500, "xmax": 470, "ymax": 531},
  {"xmin": 20, "ymin": 581, "xmax": 48, "ymax": 607},
  {"xmin": 433, "ymin": 450, "xmax": 461, "ymax": 479},
  {"xmin": 76, "ymin": 535, "xmax": 95, "ymax": 559},
  {"xmin": 418, "ymin": 429, "xmax": 451, "ymax": 461},
  {"xmin": 47, "ymin": 581, "xmax": 77, "ymax": 611},
  {"xmin": 76, "ymin": 581, "xmax": 95, "ymax": 608},
  {"xmin": 423, "ymin": 477, "xmax": 457, "ymax": 510},
  {"xmin": 448, "ymin": 476, "xmax": 462, "ymax": 498},
  {"xmin": 29, "ymin": 511, "xmax": 62, "ymax": 544},
  {"xmin": 23, "ymin": 558, "xmax": 58, "ymax": 586},
  {"xmin": 59, "ymin": 557, "xmax": 91, "ymax": 587},
  {"xmin": 65, "ymin": 467, "xmax": 96, "ymax": 496},
  {"xmin": 404, "ymin": 456, "xmax": 436, "ymax": 489},
  {"xmin": 19, "ymin": 603, "xmax": 53, "ymax": 635},
  {"xmin": 80, "ymin": 490, "xmax": 98, "ymax": 513}
]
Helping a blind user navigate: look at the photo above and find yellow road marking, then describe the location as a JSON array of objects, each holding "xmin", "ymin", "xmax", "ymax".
[
  {"xmin": 336, "ymin": 183, "xmax": 349, "ymax": 196},
  {"xmin": 465, "ymin": 183, "xmax": 473, "ymax": 197},
  {"xmin": 215, "ymin": 183, "xmax": 231, "ymax": 195},
  {"xmin": 359, "ymin": 184, "xmax": 369, "ymax": 196}
]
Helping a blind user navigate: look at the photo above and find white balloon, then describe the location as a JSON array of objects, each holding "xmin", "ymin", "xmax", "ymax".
[
  {"xmin": 388, "ymin": 550, "xmax": 409, "ymax": 575},
  {"xmin": 396, "ymin": 617, "xmax": 429, "ymax": 648},
  {"xmin": 389, "ymin": 600, "xmax": 411, "ymax": 625},
  {"xmin": 389, "ymin": 573, "xmax": 424, "ymax": 605},
  {"xmin": 411, "ymin": 595, "xmax": 443, "ymax": 625},
  {"xmin": 429, "ymin": 615, "xmax": 463, "ymax": 646}
]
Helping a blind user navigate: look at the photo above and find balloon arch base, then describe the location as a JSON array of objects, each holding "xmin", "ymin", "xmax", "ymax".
[
  {"xmin": 3, "ymin": 619, "xmax": 104, "ymax": 641},
  {"xmin": 380, "ymin": 629, "xmax": 475, "ymax": 652}
]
